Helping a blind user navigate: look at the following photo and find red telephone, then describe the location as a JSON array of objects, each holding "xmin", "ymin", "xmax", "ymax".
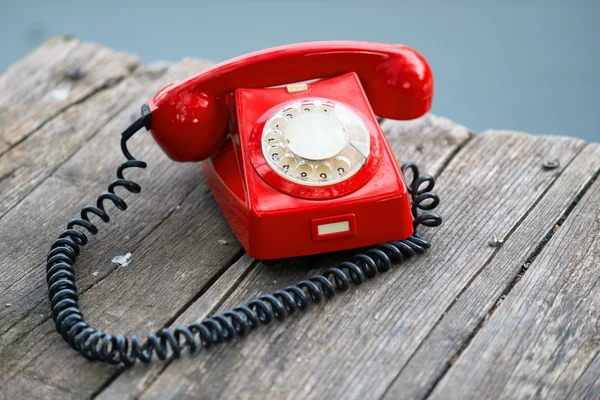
[
  {"xmin": 44, "ymin": 41, "xmax": 442, "ymax": 366},
  {"xmin": 148, "ymin": 41, "xmax": 434, "ymax": 260}
]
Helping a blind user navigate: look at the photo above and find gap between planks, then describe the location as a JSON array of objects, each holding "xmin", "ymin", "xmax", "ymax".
[
  {"xmin": 380, "ymin": 141, "xmax": 600, "ymax": 400},
  {"xmin": 414, "ymin": 144, "xmax": 600, "ymax": 400},
  {"xmin": 0, "ymin": 65, "xmax": 159, "ymax": 219},
  {"xmin": 427, "ymin": 152, "xmax": 600, "ymax": 399},
  {"xmin": 0, "ymin": 86, "xmax": 134, "ymax": 220},
  {"xmin": 400, "ymin": 141, "xmax": 588, "ymax": 376}
]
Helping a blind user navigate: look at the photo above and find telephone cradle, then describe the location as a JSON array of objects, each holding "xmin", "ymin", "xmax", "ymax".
[{"xmin": 42, "ymin": 41, "xmax": 443, "ymax": 365}]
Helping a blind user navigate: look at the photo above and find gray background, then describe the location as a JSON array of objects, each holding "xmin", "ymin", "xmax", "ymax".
[{"xmin": 2, "ymin": 0, "xmax": 598, "ymax": 141}]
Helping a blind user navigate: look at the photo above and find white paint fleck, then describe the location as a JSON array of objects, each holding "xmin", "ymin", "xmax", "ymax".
[
  {"xmin": 218, "ymin": 239, "xmax": 228, "ymax": 245},
  {"xmin": 111, "ymin": 252, "xmax": 132, "ymax": 267},
  {"xmin": 92, "ymin": 271, "xmax": 99, "ymax": 277},
  {"xmin": 488, "ymin": 234, "xmax": 504, "ymax": 247},
  {"xmin": 50, "ymin": 87, "xmax": 70, "ymax": 101}
]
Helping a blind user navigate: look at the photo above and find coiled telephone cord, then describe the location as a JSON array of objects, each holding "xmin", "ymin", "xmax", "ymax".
[{"xmin": 45, "ymin": 111, "xmax": 442, "ymax": 366}]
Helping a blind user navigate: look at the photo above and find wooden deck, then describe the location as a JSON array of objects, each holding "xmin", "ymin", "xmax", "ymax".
[{"xmin": 1, "ymin": 37, "xmax": 599, "ymax": 400}]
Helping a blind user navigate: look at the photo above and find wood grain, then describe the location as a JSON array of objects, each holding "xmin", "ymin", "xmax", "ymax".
[
  {"xmin": 0, "ymin": 62, "xmax": 171, "ymax": 337},
  {"xmin": 0, "ymin": 178, "xmax": 242, "ymax": 399},
  {"xmin": 97, "ymin": 254, "xmax": 259, "ymax": 400},
  {"xmin": 0, "ymin": 63, "xmax": 166, "ymax": 219},
  {"xmin": 382, "ymin": 115, "xmax": 473, "ymax": 173},
  {"xmin": 429, "ymin": 162, "xmax": 600, "ymax": 400},
  {"xmin": 134, "ymin": 131, "xmax": 587, "ymax": 400},
  {"xmin": 383, "ymin": 142, "xmax": 600, "ymax": 399},
  {"xmin": 0, "ymin": 36, "xmax": 139, "ymax": 155},
  {"xmin": 0, "ymin": 59, "xmax": 230, "ymax": 399},
  {"xmin": 3, "ymin": 41, "xmax": 599, "ymax": 400}
]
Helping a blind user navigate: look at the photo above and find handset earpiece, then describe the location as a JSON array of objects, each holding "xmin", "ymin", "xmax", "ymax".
[{"xmin": 149, "ymin": 85, "xmax": 228, "ymax": 162}]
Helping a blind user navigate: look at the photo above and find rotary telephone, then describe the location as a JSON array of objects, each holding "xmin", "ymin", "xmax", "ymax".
[{"xmin": 45, "ymin": 41, "xmax": 442, "ymax": 365}]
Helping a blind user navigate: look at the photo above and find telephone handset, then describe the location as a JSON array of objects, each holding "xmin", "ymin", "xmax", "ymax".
[
  {"xmin": 148, "ymin": 41, "xmax": 434, "ymax": 260},
  {"xmin": 149, "ymin": 41, "xmax": 433, "ymax": 162},
  {"xmin": 43, "ymin": 41, "xmax": 442, "ymax": 365}
]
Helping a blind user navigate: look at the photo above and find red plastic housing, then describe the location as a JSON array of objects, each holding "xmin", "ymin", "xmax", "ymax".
[{"xmin": 202, "ymin": 73, "xmax": 414, "ymax": 260}]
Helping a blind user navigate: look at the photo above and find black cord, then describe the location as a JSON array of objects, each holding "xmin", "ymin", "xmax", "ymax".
[{"xmin": 45, "ymin": 109, "xmax": 442, "ymax": 366}]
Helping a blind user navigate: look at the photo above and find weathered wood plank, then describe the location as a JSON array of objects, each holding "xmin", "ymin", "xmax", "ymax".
[
  {"xmin": 382, "ymin": 115, "xmax": 472, "ymax": 173},
  {"xmin": 0, "ymin": 179, "xmax": 241, "ymax": 399},
  {"xmin": 0, "ymin": 63, "xmax": 165, "ymax": 219},
  {"xmin": 382, "ymin": 143, "xmax": 600, "ymax": 400},
  {"xmin": 429, "ymin": 166, "xmax": 600, "ymax": 400},
  {"xmin": 134, "ymin": 131, "xmax": 586, "ymax": 400},
  {"xmin": 0, "ymin": 58, "xmax": 220, "ymax": 379},
  {"xmin": 0, "ymin": 36, "xmax": 139, "ymax": 155},
  {"xmin": 6, "ymin": 41, "xmax": 597, "ymax": 400},
  {"xmin": 566, "ymin": 352, "xmax": 600, "ymax": 400},
  {"xmin": 0, "ymin": 61, "xmax": 177, "ymax": 336},
  {"xmin": 92, "ymin": 115, "xmax": 473, "ymax": 400}
]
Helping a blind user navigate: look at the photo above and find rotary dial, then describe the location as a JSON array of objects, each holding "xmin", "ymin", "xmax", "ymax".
[{"xmin": 261, "ymin": 99, "xmax": 370, "ymax": 186}]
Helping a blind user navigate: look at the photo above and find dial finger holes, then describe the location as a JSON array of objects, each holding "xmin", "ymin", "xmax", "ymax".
[
  {"xmin": 318, "ymin": 103, "xmax": 335, "ymax": 113},
  {"xmin": 316, "ymin": 164, "xmax": 333, "ymax": 180},
  {"xmin": 260, "ymin": 98, "xmax": 369, "ymax": 187},
  {"xmin": 264, "ymin": 131, "xmax": 282, "ymax": 147},
  {"xmin": 283, "ymin": 107, "xmax": 299, "ymax": 119},
  {"xmin": 268, "ymin": 145, "xmax": 285, "ymax": 161},
  {"xmin": 333, "ymin": 157, "xmax": 351, "ymax": 175},
  {"xmin": 270, "ymin": 117, "xmax": 286, "ymax": 132},
  {"xmin": 296, "ymin": 163, "xmax": 313, "ymax": 179},
  {"xmin": 277, "ymin": 156, "xmax": 296, "ymax": 174},
  {"xmin": 300, "ymin": 102, "xmax": 316, "ymax": 112}
]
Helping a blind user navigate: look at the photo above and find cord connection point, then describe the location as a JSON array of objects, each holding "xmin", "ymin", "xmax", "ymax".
[{"xmin": 141, "ymin": 104, "xmax": 152, "ymax": 131}]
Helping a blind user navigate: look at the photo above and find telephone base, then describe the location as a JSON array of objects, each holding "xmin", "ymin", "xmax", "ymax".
[{"xmin": 202, "ymin": 159, "xmax": 414, "ymax": 261}]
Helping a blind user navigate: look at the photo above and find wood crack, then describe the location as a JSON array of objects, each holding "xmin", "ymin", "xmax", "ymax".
[
  {"xmin": 0, "ymin": 168, "xmax": 16, "ymax": 184},
  {"xmin": 0, "ymin": 282, "xmax": 45, "ymax": 336},
  {"xmin": 435, "ymin": 129, "xmax": 476, "ymax": 178}
]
